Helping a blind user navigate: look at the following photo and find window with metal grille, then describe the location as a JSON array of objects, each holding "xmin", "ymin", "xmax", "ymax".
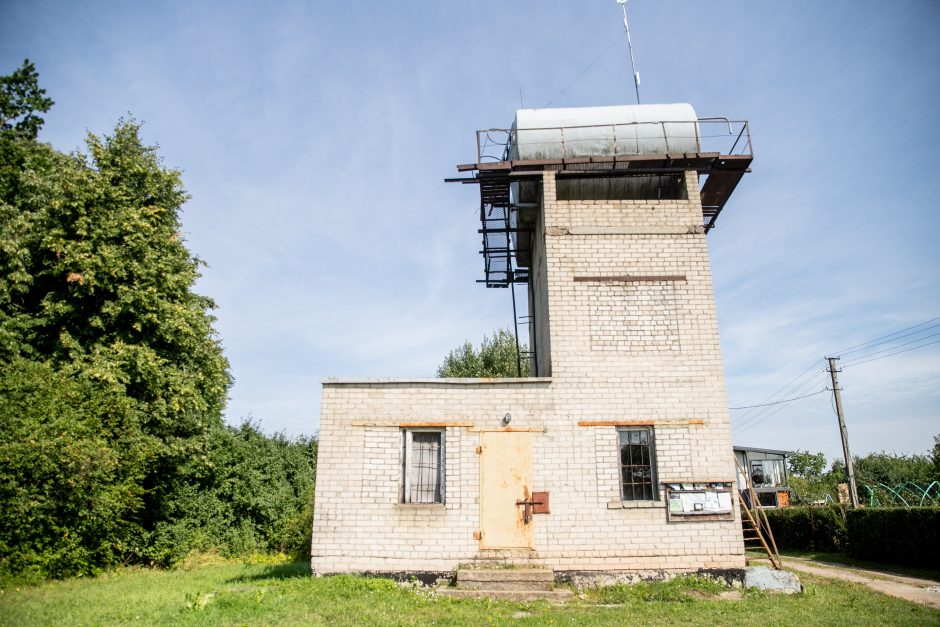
[
  {"xmin": 618, "ymin": 427, "xmax": 658, "ymax": 501},
  {"xmin": 402, "ymin": 430, "xmax": 444, "ymax": 504}
]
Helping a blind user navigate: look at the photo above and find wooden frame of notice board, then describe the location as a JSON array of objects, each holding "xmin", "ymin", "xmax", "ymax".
[{"xmin": 664, "ymin": 482, "xmax": 735, "ymax": 522}]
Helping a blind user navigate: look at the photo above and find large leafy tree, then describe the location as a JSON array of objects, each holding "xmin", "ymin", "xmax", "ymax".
[
  {"xmin": 1, "ymin": 115, "xmax": 230, "ymax": 423},
  {"xmin": 437, "ymin": 328, "xmax": 531, "ymax": 377},
  {"xmin": 0, "ymin": 59, "xmax": 53, "ymax": 139},
  {"xmin": 0, "ymin": 60, "xmax": 230, "ymax": 576},
  {"xmin": 786, "ymin": 450, "xmax": 831, "ymax": 503}
]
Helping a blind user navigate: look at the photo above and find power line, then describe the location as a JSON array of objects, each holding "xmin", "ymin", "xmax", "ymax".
[
  {"xmin": 732, "ymin": 358, "xmax": 823, "ymax": 424},
  {"xmin": 733, "ymin": 364, "xmax": 825, "ymax": 430},
  {"xmin": 838, "ymin": 322, "xmax": 940, "ymax": 358},
  {"xmin": 733, "ymin": 372, "xmax": 828, "ymax": 435},
  {"xmin": 543, "ymin": 32, "xmax": 623, "ymax": 108},
  {"xmin": 831, "ymin": 315, "xmax": 940, "ymax": 356},
  {"xmin": 729, "ymin": 388, "xmax": 829, "ymax": 410},
  {"xmin": 840, "ymin": 330, "xmax": 940, "ymax": 365},
  {"xmin": 733, "ymin": 369, "xmax": 826, "ymax": 432},
  {"xmin": 729, "ymin": 315, "xmax": 940, "ymax": 435},
  {"xmin": 843, "ymin": 338, "xmax": 940, "ymax": 369}
]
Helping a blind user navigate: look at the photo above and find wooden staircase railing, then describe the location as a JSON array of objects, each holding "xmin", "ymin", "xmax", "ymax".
[{"xmin": 735, "ymin": 455, "xmax": 782, "ymax": 570}]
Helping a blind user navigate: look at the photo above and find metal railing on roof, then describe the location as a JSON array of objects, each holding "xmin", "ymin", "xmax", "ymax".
[{"xmin": 475, "ymin": 118, "xmax": 751, "ymax": 164}]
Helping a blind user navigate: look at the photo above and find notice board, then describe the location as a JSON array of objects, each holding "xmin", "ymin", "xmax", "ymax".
[{"xmin": 665, "ymin": 482, "xmax": 735, "ymax": 521}]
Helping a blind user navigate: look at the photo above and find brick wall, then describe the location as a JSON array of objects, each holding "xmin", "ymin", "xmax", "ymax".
[{"xmin": 311, "ymin": 169, "xmax": 744, "ymax": 575}]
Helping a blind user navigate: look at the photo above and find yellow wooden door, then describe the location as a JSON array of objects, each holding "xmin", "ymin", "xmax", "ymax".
[{"xmin": 479, "ymin": 431, "xmax": 533, "ymax": 549}]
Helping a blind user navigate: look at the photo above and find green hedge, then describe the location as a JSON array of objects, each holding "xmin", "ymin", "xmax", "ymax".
[
  {"xmin": 761, "ymin": 506, "xmax": 848, "ymax": 552},
  {"xmin": 846, "ymin": 507, "xmax": 940, "ymax": 568},
  {"xmin": 762, "ymin": 506, "xmax": 940, "ymax": 569}
]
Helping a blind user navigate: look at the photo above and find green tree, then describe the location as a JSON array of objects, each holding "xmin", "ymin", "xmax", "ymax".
[
  {"xmin": 0, "ymin": 118, "xmax": 232, "ymax": 531},
  {"xmin": 0, "ymin": 61, "xmax": 230, "ymax": 576},
  {"xmin": 853, "ymin": 452, "xmax": 934, "ymax": 487},
  {"xmin": 437, "ymin": 328, "xmax": 531, "ymax": 377},
  {"xmin": 786, "ymin": 450, "xmax": 830, "ymax": 503},
  {"xmin": 0, "ymin": 58, "xmax": 320, "ymax": 580},
  {"xmin": 788, "ymin": 450, "xmax": 827, "ymax": 478},
  {"xmin": 0, "ymin": 59, "xmax": 53, "ymax": 139}
]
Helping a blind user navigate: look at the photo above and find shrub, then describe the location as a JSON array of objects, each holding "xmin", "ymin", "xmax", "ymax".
[
  {"xmin": 761, "ymin": 506, "xmax": 848, "ymax": 552},
  {"xmin": 0, "ymin": 359, "xmax": 317, "ymax": 577},
  {"xmin": 147, "ymin": 422, "xmax": 317, "ymax": 566},
  {"xmin": 846, "ymin": 507, "xmax": 940, "ymax": 568},
  {"xmin": 0, "ymin": 359, "xmax": 156, "ymax": 578}
]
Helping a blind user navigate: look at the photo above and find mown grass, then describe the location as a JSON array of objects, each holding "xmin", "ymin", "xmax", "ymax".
[{"xmin": 1, "ymin": 558, "xmax": 938, "ymax": 626}]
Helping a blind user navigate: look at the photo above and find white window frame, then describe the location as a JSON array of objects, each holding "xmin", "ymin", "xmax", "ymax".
[{"xmin": 402, "ymin": 429, "xmax": 445, "ymax": 504}]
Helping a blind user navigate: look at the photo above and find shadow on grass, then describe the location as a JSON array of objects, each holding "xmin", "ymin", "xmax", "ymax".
[
  {"xmin": 228, "ymin": 560, "xmax": 311, "ymax": 583},
  {"xmin": 779, "ymin": 550, "xmax": 940, "ymax": 583}
]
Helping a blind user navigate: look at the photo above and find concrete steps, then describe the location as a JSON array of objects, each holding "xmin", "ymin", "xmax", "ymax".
[{"xmin": 436, "ymin": 567, "xmax": 572, "ymax": 603}]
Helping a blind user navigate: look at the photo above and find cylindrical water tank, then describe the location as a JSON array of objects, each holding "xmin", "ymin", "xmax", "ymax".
[{"xmin": 510, "ymin": 103, "xmax": 699, "ymax": 160}]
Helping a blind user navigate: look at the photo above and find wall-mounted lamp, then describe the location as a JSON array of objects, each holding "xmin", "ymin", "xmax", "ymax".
[{"xmin": 502, "ymin": 413, "xmax": 512, "ymax": 426}]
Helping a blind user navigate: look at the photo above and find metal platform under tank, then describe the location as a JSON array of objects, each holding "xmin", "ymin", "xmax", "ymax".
[{"xmin": 447, "ymin": 107, "xmax": 753, "ymax": 289}]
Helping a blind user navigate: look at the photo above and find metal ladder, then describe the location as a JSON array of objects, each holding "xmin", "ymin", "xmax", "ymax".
[{"xmin": 735, "ymin": 456, "xmax": 782, "ymax": 570}]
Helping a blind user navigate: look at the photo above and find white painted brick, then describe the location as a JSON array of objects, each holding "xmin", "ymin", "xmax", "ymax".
[{"xmin": 311, "ymin": 169, "xmax": 744, "ymax": 574}]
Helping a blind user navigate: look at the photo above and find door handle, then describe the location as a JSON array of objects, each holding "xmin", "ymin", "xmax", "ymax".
[{"xmin": 515, "ymin": 498, "xmax": 544, "ymax": 524}]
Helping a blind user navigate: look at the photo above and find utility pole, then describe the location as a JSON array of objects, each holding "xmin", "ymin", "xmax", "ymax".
[{"xmin": 827, "ymin": 357, "xmax": 859, "ymax": 507}]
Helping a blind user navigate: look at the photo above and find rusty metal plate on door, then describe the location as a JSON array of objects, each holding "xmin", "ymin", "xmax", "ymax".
[{"xmin": 531, "ymin": 491, "xmax": 550, "ymax": 514}]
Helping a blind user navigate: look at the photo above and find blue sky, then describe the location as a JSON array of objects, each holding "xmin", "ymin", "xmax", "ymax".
[{"xmin": 3, "ymin": 1, "xmax": 938, "ymax": 463}]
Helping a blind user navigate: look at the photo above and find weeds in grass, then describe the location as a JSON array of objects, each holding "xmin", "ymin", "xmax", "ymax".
[
  {"xmin": 586, "ymin": 575, "xmax": 730, "ymax": 604},
  {"xmin": 183, "ymin": 591, "xmax": 215, "ymax": 611}
]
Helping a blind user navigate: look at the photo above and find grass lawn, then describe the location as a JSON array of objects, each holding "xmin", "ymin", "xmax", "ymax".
[{"xmin": 1, "ymin": 558, "xmax": 938, "ymax": 626}]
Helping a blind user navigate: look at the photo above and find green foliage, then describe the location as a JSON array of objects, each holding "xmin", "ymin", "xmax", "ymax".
[
  {"xmin": 587, "ymin": 575, "xmax": 729, "ymax": 604},
  {"xmin": 0, "ymin": 358, "xmax": 158, "ymax": 578},
  {"xmin": 436, "ymin": 328, "xmax": 530, "ymax": 377},
  {"xmin": 0, "ymin": 59, "xmax": 53, "ymax": 140},
  {"xmin": 0, "ymin": 106, "xmax": 231, "ymax": 575},
  {"xmin": 854, "ymin": 452, "xmax": 936, "ymax": 486},
  {"xmin": 933, "ymin": 435, "xmax": 940, "ymax": 480},
  {"xmin": 788, "ymin": 450, "xmax": 827, "ymax": 479},
  {"xmin": 0, "ymin": 63, "xmax": 318, "ymax": 579},
  {"xmin": 762, "ymin": 506, "xmax": 848, "ymax": 552},
  {"xmin": 787, "ymin": 444, "xmax": 940, "ymax": 505},
  {"xmin": 846, "ymin": 507, "xmax": 940, "ymax": 569},
  {"xmin": 148, "ymin": 422, "xmax": 317, "ymax": 565},
  {"xmin": 787, "ymin": 450, "xmax": 834, "ymax": 504},
  {"xmin": 766, "ymin": 506, "xmax": 940, "ymax": 570},
  {"xmin": 0, "ymin": 116, "xmax": 231, "ymax": 427}
]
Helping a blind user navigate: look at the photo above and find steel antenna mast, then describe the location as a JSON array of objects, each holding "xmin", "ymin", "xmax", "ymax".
[{"xmin": 617, "ymin": 0, "xmax": 641, "ymax": 104}]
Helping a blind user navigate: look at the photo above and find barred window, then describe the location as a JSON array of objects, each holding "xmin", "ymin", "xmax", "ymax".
[
  {"xmin": 618, "ymin": 427, "xmax": 658, "ymax": 501},
  {"xmin": 402, "ymin": 430, "xmax": 444, "ymax": 504}
]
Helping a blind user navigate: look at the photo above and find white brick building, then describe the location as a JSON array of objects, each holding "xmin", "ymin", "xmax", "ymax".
[{"xmin": 311, "ymin": 104, "xmax": 752, "ymax": 579}]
